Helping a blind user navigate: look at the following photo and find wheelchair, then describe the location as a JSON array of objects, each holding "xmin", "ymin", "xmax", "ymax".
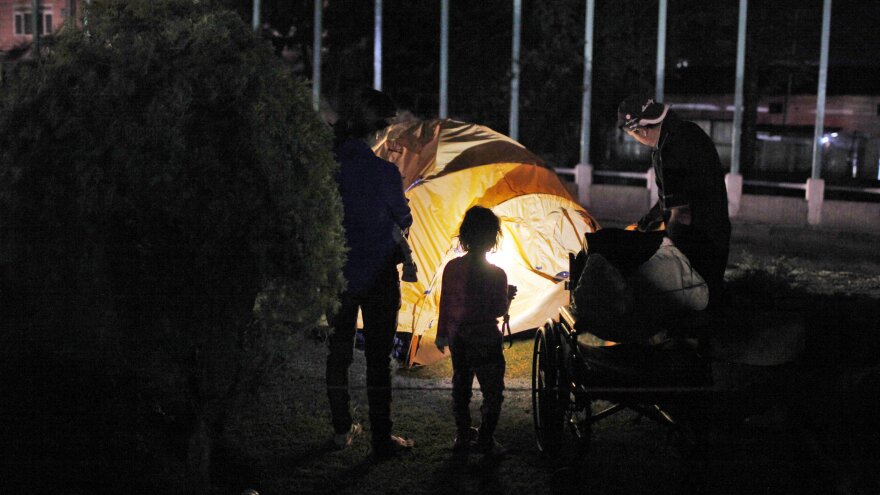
[{"xmin": 531, "ymin": 251, "xmax": 717, "ymax": 458}]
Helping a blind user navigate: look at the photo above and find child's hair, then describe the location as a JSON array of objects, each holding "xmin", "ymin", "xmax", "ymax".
[{"xmin": 458, "ymin": 206, "xmax": 501, "ymax": 253}]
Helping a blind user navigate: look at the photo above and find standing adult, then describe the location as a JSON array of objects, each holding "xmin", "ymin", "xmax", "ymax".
[{"xmin": 326, "ymin": 88, "xmax": 415, "ymax": 458}]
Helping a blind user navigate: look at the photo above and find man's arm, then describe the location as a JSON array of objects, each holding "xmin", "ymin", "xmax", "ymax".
[
  {"xmin": 382, "ymin": 163, "xmax": 413, "ymax": 230},
  {"xmin": 664, "ymin": 204, "xmax": 692, "ymax": 243}
]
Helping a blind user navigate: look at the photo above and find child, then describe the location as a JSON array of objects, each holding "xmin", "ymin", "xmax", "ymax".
[{"xmin": 435, "ymin": 206, "xmax": 516, "ymax": 455}]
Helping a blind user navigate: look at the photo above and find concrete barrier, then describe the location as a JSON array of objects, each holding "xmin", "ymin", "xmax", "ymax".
[{"xmin": 577, "ymin": 184, "xmax": 880, "ymax": 233}]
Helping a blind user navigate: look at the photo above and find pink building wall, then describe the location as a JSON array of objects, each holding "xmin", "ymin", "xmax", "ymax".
[{"xmin": 1, "ymin": 0, "xmax": 81, "ymax": 52}]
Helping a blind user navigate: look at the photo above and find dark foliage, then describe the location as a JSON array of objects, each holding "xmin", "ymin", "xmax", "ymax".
[{"xmin": 0, "ymin": 0, "xmax": 344, "ymax": 492}]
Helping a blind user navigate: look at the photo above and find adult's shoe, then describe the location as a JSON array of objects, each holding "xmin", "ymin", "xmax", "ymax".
[
  {"xmin": 372, "ymin": 434, "xmax": 414, "ymax": 459},
  {"xmin": 332, "ymin": 422, "xmax": 362, "ymax": 450},
  {"xmin": 453, "ymin": 427, "xmax": 479, "ymax": 453}
]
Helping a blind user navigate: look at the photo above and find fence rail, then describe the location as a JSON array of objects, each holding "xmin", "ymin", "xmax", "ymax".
[{"xmin": 554, "ymin": 167, "xmax": 880, "ymax": 196}]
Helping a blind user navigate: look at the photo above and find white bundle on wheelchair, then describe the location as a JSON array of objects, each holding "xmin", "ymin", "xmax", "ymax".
[
  {"xmin": 630, "ymin": 244, "xmax": 708, "ymax": 314},
  {"xmin": 573, "ymin": 245, "xmax": 708, "ymax": 343}
]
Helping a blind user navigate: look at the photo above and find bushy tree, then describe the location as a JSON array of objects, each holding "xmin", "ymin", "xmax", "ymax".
[{"xmin": 0, "ymin": 0, "xmax": 344, "ymax": 491}]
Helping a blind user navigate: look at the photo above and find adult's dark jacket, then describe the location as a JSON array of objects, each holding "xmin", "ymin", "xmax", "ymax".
[
  {"xmin": 643, "ymin": 112, "xmax": 731, "ymax": 305},
  {"xmin": 335, "ymin": 138, "xmax": 413, "ymax": 294}
]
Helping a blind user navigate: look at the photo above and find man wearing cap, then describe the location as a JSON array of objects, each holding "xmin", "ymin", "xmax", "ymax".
[
  {"xmin": 573, "ymin": 95, "xmax": 729, "ymax": 342},
  {"xmin": 326, "ymin": 88, "xmax": 415, "ymax": 458},
  {"xmin": 618, "ymin": 94, "xmax": 731, "ymax": 311}
]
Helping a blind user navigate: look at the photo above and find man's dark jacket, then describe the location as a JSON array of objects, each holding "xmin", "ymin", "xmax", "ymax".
[
  {"xmin": 645, "ymin": 112, "xmax": 731, "ymax": 305},
  {"xmin": 335, "ymin": 138, "xmax": 413, "ymax": 294}
]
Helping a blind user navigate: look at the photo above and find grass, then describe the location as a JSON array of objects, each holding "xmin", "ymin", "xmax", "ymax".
[
  {"xmin": 8, "ymin": 237, "xmax": 880, "ymax": 494},
  {"xmin": 223, "ymin": 328, "xmax": 703, "ymax": 495},
  {"xmin": 218, "ymin": 253, "xmax": 880, "ymax": 495},
  {"xmin": 404, "ymin": 333, "xmax": 536, "ymax": 381}
]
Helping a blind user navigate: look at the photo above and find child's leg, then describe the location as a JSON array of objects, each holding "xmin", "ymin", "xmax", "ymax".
[
  {"xmin": 474, "ymin": 346, "xmax": 506, "ymax": 445},
  {"xmin": 450, "ymin": 340, "xmax": 476, "ymax": 433}
]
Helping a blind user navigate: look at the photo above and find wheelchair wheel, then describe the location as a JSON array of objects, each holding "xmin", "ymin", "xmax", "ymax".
[{"xmin": 532, "ymin": 322, "xmax": 565, "ymax": 453}]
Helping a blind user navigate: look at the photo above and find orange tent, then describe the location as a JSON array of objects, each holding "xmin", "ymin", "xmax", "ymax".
[{"xmin": 371, "ymin": 119, "xmax": 599, "ymax": 366}]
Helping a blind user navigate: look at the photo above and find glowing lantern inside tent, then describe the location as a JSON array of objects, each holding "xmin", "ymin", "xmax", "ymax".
[{"xmin": 371, "ymin": 119, "xmax": 599, "ymax": 366}]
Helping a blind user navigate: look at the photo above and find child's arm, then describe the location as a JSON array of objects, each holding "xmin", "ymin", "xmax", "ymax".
[
  {"xmin": 435, "ymin": 265, "xmax": 451, "ymax": 352},
  {"xmin": 490, "ymin": 271, "xmax": 511, "ymax": 318}
]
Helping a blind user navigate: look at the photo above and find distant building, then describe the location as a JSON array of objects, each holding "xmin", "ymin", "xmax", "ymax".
[
  {"xmin": 610, "ymin": 93, "xmax": 880, "ymax": 185},
  {"xmin": 0, "ymin": 0, "xmax": 81, "ymax": 53}
]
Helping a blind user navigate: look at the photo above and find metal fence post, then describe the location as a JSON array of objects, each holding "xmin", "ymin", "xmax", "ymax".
[
  {"xmin": 655, "ymin": 0, "xmax": 666, "ymax": 102},
  {"xmin": 374, "ymin": 0, "xmax": 382, "ymax": 91},
  {"xmin": 439, "ymin": 0, "xmax": 449, "ymax": 119},
  {"xmin": 576, "ymin": 0, "xmax": 595, "ymax": 208},
  {"xmin": 509, "ymin": 0, "xmax": 521, "ymax": 141},
  {"xmin": 727, "ymin": 0, "xmax": 747, "ymax": 217},
  {"xmin": 32, "ymin": 0, "xmax": 41, "ymax": 57},
  {"xmin": 312, "ymin": 0, "xmax": 322, "ymax": 112},
  {"xmin": 808, "ymin": 0, "xmax": 832, "ymax": 225}
]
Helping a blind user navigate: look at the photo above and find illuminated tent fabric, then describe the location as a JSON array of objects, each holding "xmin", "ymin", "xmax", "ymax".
[{"xmin": 370, "ymin": 119, "xmax": 599, "ymax": 366}]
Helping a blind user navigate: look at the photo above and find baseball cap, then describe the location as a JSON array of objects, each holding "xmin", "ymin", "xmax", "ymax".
[
  {"xmin": 359, "ymin": 88, "xmax": 398, "ymax": 121},
  {"xmin": 616, "ymin": 95, "xmax": 669, "ymax": 130}
]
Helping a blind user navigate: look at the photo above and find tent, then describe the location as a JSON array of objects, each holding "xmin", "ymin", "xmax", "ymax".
[{"xmin": 370, "ymin": 119, "xmax": 599, "ymax": 366}]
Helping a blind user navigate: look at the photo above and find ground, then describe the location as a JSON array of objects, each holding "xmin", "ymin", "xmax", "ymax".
[{"xmin": 221, "ymin": 221, "xmax": 880, "ymax": 495}]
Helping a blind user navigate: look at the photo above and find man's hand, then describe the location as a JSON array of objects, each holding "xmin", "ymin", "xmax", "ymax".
[
  {"xmin": 435, "ymin": 335, "xmax": 449, "ymax": 353},
  {"xmin": 637, "ymin": 213, "xmax": 664, "ymax": 232},
  {"xmin": 637, "ymin": 201, "xmax": 664, "ymax": 232}
]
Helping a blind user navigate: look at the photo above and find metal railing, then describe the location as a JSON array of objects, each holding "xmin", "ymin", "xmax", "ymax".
[{"xmin": 554, "ymin": 167, "xmax": 880, "ymax": 196}]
